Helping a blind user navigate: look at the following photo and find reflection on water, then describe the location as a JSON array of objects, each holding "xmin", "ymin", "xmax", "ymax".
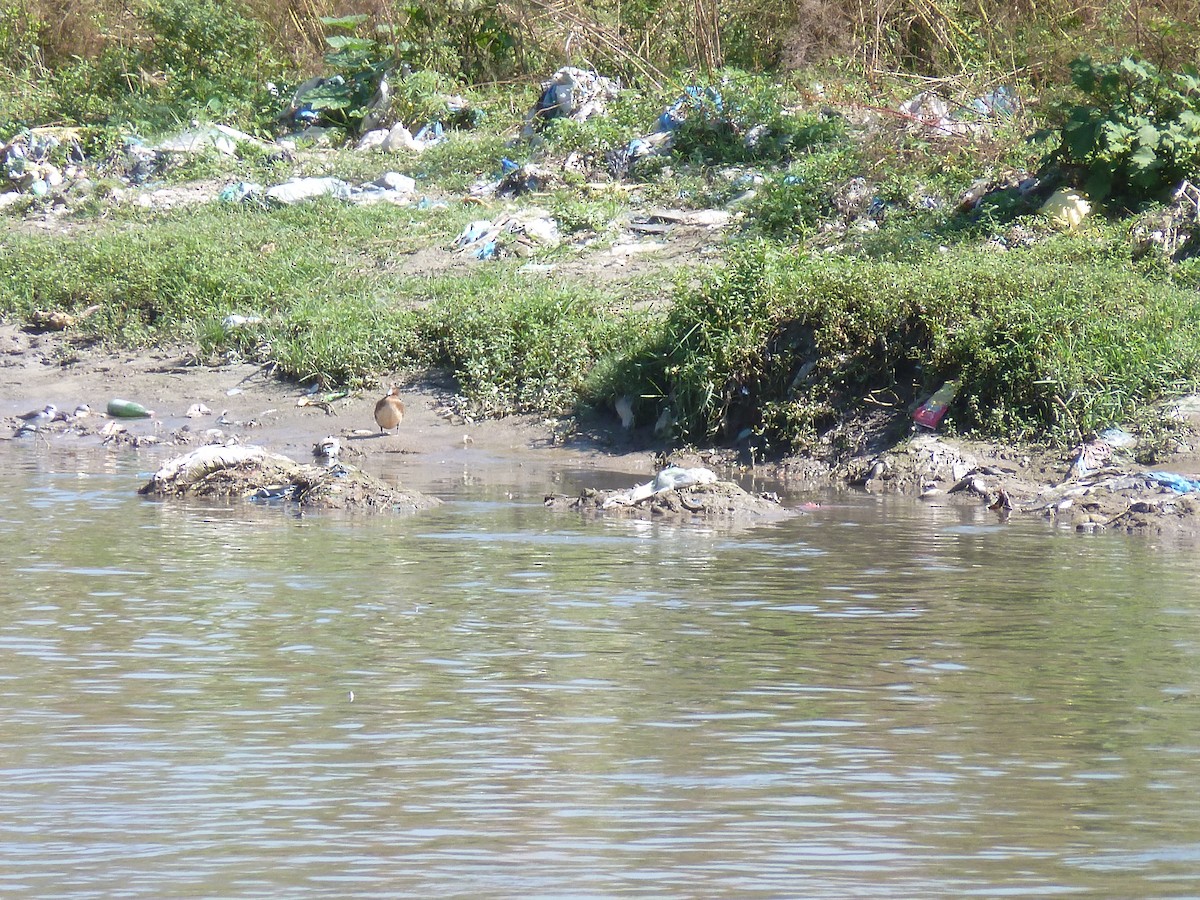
[{"xmin": 2, "ymin": 448, "xmax": 1200, "ymax": 897}]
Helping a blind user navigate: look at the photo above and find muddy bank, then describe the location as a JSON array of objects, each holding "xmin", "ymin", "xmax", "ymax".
[
  {"xmin": 138, "ymin": 444, "xmax": 439, "ymax": 512},
  {"xmin": 545, "ymin": 471, "xmax": 793, "ymax": 526},
  {"xmin": 5, "ymin": 324, "xmax": 1200, "ymax": 539}
]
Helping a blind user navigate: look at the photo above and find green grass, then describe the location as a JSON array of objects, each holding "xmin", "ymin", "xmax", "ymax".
[
  {"xmin": 585, "ymin": 233, "xmax": 1200, "ymax": 449},
  {"xmin": 0, "ymin": 198, "xmax": 647, "ymax": 414},
  {"xmin": 5, "ymin": 66, "xmax": 1200, "ymax": 453}
]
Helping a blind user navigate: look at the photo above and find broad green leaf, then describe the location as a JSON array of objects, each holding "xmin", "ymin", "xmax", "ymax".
[
  {"xmin": 1085, "ymin": 165, "xmax": 1113, "ymax": 201},
  {"xmin": 1102, "ymin": 121, "xmax": 1133, "ymax": 150},
  {"xmin": 1065, "ymin": 120, "xmax": 1099, "ymax": 159},
  {"xmin": 305, "ymin": 95, "xmax": 351, "ymax": 110},
  {"xmin": 324, "ymin": 35, "xmax": 375, "ymax": 51},
  {"xmin": 1130, "ymin": 145, "xmax": 1158, "ymax": 172},
  {"xmin": 1136, "ymin": 122, "xmax": 1161, "ymax": 149},
  {"xmin": 319, "ymin": 14, "xmax": 368, "ymax": 29}
]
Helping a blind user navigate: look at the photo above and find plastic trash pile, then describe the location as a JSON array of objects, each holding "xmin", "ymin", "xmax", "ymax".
[
  {"xmin": 1, "ymin": 128, "xmax": 84, "ymax": 202},
  {"xmin": 898, "ymin": 86, "xmax": 1016, "ymax": 139},
  {"xmin": 454, "ymin": 211, "xmax": 560, "ymax": 261},
  {"xmin": 521, "ymin": 67, "xmax": 621, "ymax": 139},
  {"xmin": 355, "ymin": 120, "xmax": 445, "ymax": 153},
  {"xmin": 281, "ymin": 71, "xmax": 471, "ymax": 146},
  {"xmin": 613, "ymin": 86, "xmax": 729, "ymax": 175},
  {"xmin": 602, "ymin": 466, "xmax": 719, "ymax": 508}
]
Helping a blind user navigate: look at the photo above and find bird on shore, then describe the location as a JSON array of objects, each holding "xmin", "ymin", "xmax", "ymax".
[
  {"xmin": 374, "ymin": 386, "xmax": 405, "ymax": 434},
  {"xmin": 313, "ymin": 435, "xmax": 341, "ymax": 466},
  {"xmin": 14, "ymin": 404, "xmax": 57, "ymax": 436}
]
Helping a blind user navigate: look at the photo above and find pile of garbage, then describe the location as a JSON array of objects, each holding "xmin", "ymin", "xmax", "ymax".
[
  {"xmin": 467, "ymin": 159, "xmax": 557, "ymax": 200},
  {"xmin": 521, "ymin": 67, "xmax": 621, "ymax": 139},
  {"xmin": 1132, "ymin": 180, "xmax": 1200, "ymax": 261},
  {"xmin": 219, "ymin": 171, "xmax": 418, "ymax": 207},
  {"xmin": 454, "ymin": 210, "xmax": 560, "ymax": 260},
  {"xmin": 355, "ymin": 121, "xmax": 445, "ymax": 153},
  {"xmin": 140, "ymin": 444, "xmax": 439, "ymax": 512},
  {"xmin": 1, "ymin": 128, "xmax": 85, "ymax": 203},
  {"xmin": 897, "ymin": 86, "xmax": 1016, "ymax": 139}
]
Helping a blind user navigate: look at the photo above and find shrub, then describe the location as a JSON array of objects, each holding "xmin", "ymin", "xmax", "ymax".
[
  {"xmin": 1045, "ymin": 56, "xmax": 1200, "ymax": 207},
  {"xmin": 591, "ymin": 239, "xmax": 1200, "ymax": 448},
  {"xmin": 669, "ymin": 70, "xmax": 847, "ymax": 165}
]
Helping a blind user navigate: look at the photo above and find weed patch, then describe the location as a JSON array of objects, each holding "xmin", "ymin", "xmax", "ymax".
[{"xmin": 589, "ymin": 239, "xmax": 1200, "ymax": 450}]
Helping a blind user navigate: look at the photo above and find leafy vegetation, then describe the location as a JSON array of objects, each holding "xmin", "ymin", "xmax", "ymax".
[
  {"xmin": 587, "ymin": 238, "xmax": 1200, "ymax": 449},
  {"xmin": 1044, "ymin": 56, "xmax": 1200, "ymax": 207}
]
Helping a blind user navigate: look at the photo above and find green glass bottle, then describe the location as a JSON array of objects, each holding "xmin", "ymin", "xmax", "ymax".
[{"xmin": 106, "ymin": 398, "xmax": 154, "ymax": 418}]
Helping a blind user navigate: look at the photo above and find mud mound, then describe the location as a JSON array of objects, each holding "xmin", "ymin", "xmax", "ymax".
[
  {"xmin": 546, "ymin": 479, "xmax": 792, "ymax": 525},
  {"xmin": 139, "ymin": 445, "xmax": 439, "ymax": 512}
]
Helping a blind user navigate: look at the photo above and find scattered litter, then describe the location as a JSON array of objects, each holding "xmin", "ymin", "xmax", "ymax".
[
  {"xmin": 186, "ymin": 403, "xmax": 212, "ymax": 418},
  {"xmin": 971, "ymin": 86, "xmax": 1016, "ymax": 117},
  {"xmin": 222, "ymin": 313, "xmax": 262, "ymax": 330},
  {"xmin": 265, "ymin": 176, "xmax": 352, "ymax": 205},
  {"xmin": 221, "ymin": 171, "xmax": 418, "ymax": 208},
  {"xmin": 639, "ymin": 208, "xmax": 732, "ymax": 228},
  {"xmin": 373, "ymin": 172, "xmax": 416, "ymax": 193},
  {"xmin": 913, "ymin": 381, "xmax": 959, "ymax": 430},
  {"xmin": 107, "ymin": 398, "xmax": 154, "ymax": 418},
  {"xmin": 218, "ymin": 181, "xmax": 263, "ymax": 203},
  {"xmin": 521, "ymin": 67, "xmax": 620, "ymax": 139},
  {"xmin": 2, "ymin": 128, "xmax": 78, "ymax": 197},
  {"xmin": 359, "ymin": 119, "xmax": 451, "ymax": 153},
  {"xmin": 153, "ymin": 124, "xmax": 271, "ymax": 156},
  {"xmin": 1131, "ymin": 180, "xmax": 1200, "ymax": 261},
  {"xmin": 1040, "ymin": 188, "xmax": 1091, "ymax": 230},
  {"xmin": 453, "ymin": 211, "xmax": 560, "ymax": 260},
  {"xmin": 609, "ymin": 241, "xmax": 668, "ymax": 258},
  {"xmin": 1144, "ymin": 471, "xmax": 1200, "ymax": 493}
]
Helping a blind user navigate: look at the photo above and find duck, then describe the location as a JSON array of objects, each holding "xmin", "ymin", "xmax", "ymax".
[{"xmin": 374, "ymin": 386, "xmax": 405, "ymax": 433}]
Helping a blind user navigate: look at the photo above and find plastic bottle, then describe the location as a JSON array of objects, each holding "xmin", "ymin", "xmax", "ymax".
[
  {"xmin": 913, "ymin": 381, "xmax": 959, "ymax": 430},
  {"xmin": 107, "ymin": 398, "xmax": 154, "ymax": 418}
]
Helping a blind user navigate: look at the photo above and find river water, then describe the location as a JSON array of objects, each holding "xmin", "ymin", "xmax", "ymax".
[{"xmin": 2, "ymin": 446, "xmax": 1199, "ymax": 898}]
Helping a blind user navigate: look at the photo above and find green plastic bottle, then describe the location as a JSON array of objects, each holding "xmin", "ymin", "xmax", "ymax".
[{"xmin": 107, "ymin": 398, "xmax": 154, "ymax": 418}]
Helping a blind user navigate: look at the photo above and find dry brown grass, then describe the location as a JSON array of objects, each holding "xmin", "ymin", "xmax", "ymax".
[{"xmin": 12, "ymin": 0, "xmax": 1200, "ymax": 80}]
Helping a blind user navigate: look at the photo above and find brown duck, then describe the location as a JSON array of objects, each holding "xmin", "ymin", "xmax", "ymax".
[{"xmin": 374, "ymin": 386, "xmax": 405, "ymax": 433}]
